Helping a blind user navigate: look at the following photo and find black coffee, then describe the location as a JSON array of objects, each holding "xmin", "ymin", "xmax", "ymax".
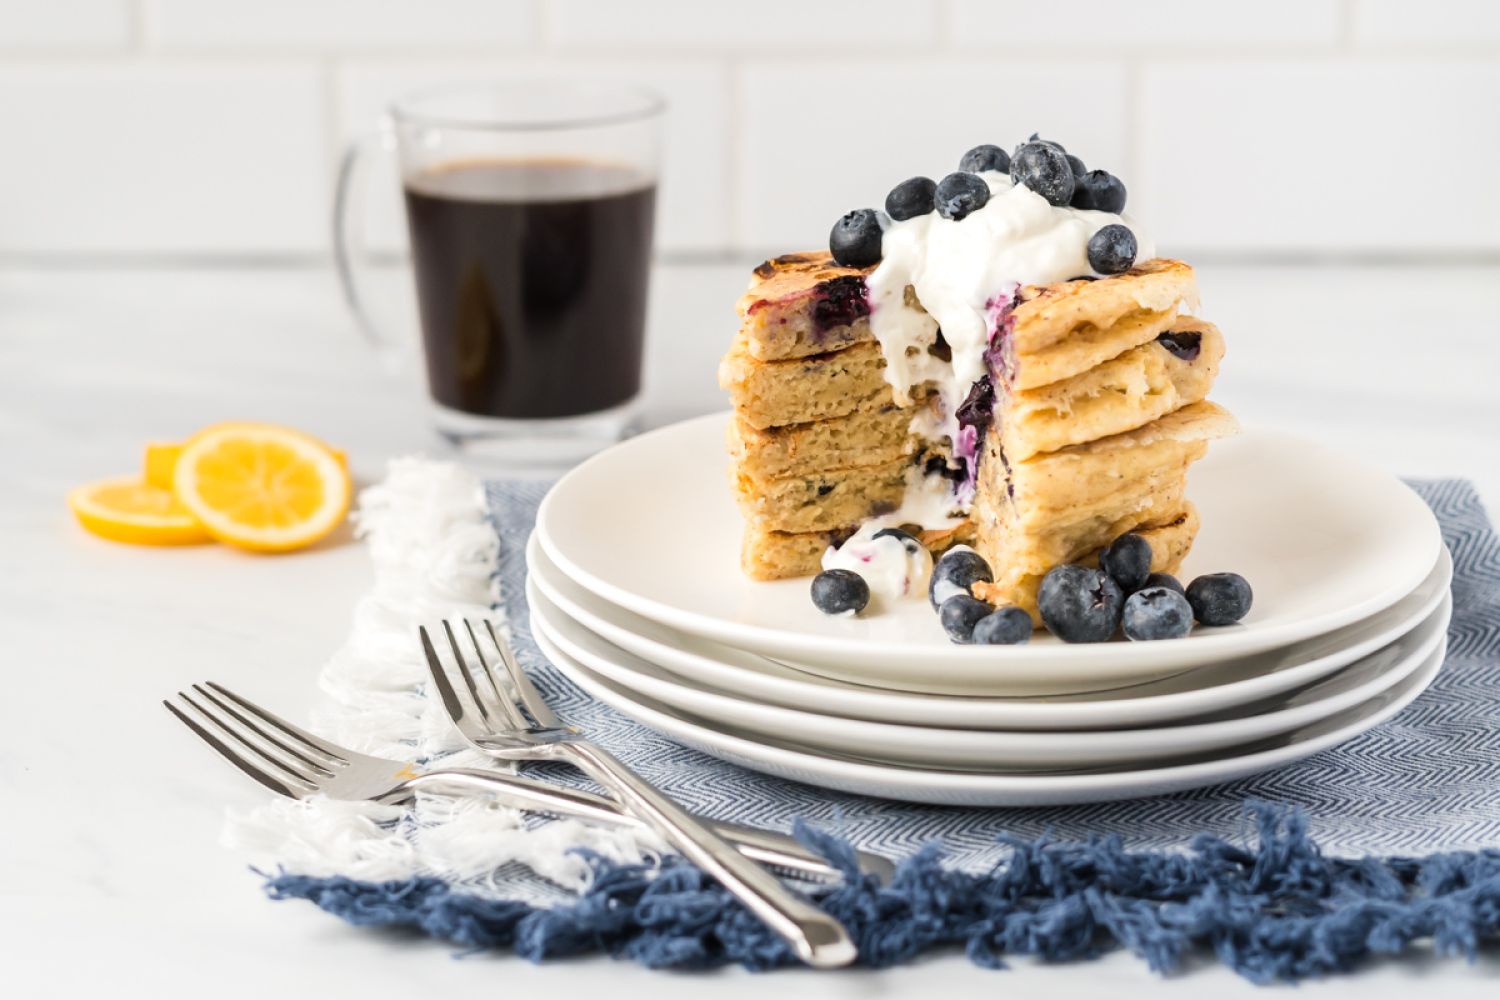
[{"xmin": 403, "ymin": 159, "xmax": 656, "ymax": 420}]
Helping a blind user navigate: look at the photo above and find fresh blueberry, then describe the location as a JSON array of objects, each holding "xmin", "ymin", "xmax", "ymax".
[
  {"xmin": 1186, "ymin": 573, "xmax": 1254, "ymax": 626},
  {"xmin": 1009, "ymin": 141, "xmax": 1075, "ymax": 207},
  {"xmin": 972, "ymin": 606, "xmax": 1032, "ymax": 645},
  {"xmin": 1122, "ymin": 586, "xmax": 1194, "ymax": 641},
  {"xmin": 1065, "ymin": 153, "xmax": 1087, "ymax": 178},
  {"xmin": 1037, "ymin": 564, "xmax": 1124, "ymax": 643},
  {"xmin": 1141, "ymin": 572, "xmax": 1185, "ymax": 596},
  {"xmin": 873, "ymin": 526, "xmax": 923, "ymax": 553},
  {"xmin": 1155, "ymin": 330, "xmax": 1202, "ymax": 361},
  {"xmin": 929, "ymin": 547, "xmax": 994, "ymax": 609},
  {"xmin": 885, "ymin": 177, "xmax": 937, "ymax": 222},
  {"xmin": 934, "ymin": 172, "xmax": 991, "ymax": 221},
  {"xmin": 828, "ymin": 208, "xmax": 886, "ymax": 268},
  {"xmin": 811, "ymin": 569, "xmax": 870, "ymax": 616},
  {"xmin": 1019, "ymin": 133, "xmax": 1066, "ymax": 154},
  {"xmin": 1099, "ymin": 533, "xmax": 1153, "ymax": 593},
  {"xmin": 958, "ymin": 144, "xmax": 1010, "ymax": 174},
  {"xmin": 1071, "ymin": 169, "xmax": 1127, "ymax": 213},
  {"xmin": 1087, "ymin": 223, "xmax": 1137, "ymax": 275},
  {"xmin": 940, "ymin": 594, "xmax": 994, "ymax": 644}
]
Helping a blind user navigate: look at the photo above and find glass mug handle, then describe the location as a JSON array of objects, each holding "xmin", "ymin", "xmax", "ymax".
[{"xmin": 332, "ymin": 125, "xmax": 403, "ymax": 371}]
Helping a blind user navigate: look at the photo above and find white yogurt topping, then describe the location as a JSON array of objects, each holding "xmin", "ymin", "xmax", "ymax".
[
  {"xmin": 864, "ymin": 171, "xmax": 1155, "ymax": 524},
  {"xmin": 821, "ymin": 521, "xmax": 934, "ymax": 607}
]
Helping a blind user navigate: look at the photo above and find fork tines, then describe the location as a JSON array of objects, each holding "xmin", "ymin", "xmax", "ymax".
[
  {"xmin": 164, "ymin": 682, "xmax": 346, "ymax": 799},
  {"xmin": 420, "ymin": 617, "xmax": 562, "ymax": 739}
]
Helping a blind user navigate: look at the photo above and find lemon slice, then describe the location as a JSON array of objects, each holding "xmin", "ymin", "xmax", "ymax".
[
  {"xmin": 172, "ymin": 422, "xmax": 351, "ymax": 553},
  {"xmin": 144, "ymin": 441, "xmax": 183, "ymax": 490},
  {"xmin": 68, "ymin": 478, "xmax": 212, "ymax": 546}
]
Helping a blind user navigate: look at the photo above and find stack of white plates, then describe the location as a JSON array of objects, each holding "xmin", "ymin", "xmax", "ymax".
[{"xmin": 527, "ymin": 414, "xmax": 1451, "ymax": 807}]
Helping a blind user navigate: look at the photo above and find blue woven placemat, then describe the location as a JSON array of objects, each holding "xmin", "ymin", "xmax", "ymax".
[{"xmin": 268, "ymin": 478, "xmax": 1500, "ymax": 979}]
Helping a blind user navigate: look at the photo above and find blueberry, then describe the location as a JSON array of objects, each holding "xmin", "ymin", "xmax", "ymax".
[
  {"xmin": 1099, "ymin": 533, "xmax": 1152, "ymax": 593},
  {"xmin": 958, "ymin": 144, "xmax": 1010, "ymax": 174},
  {"xmin": 1019, "ymin": 133, "xmax": 1065, "ymax": 154},
  {"xmin": 1008, "ymin": 141, "xmax": 1075, "ymax": 207},
  {"xmin": 810, "ymin": 569, "xmax": 869, "ymax": 616},
  {"xmin": 1087, "ymin": 223, "xmax": 1137, "ymax": 275},
  {"xmin": 1037, "ymin": 564, "xmax": 1123, "ymax": 643},
  {"xmin": 972, "ymin": 606, "xmax": 1032, "ymax": 645},
  {"xmin": 1141, "ymin": 572, "xmax": 1185, "ymax": 596},
  {"xmin": 1122, "ymin": 586, "xmax": 1194, "ymax": 641},
  {"xmin": 934, "ymin": 172, "xmax": 991, "ymax": 221},
  {"xmin": 873, "ymin": 526, "xmax": 923, "ymax": 553},
  {"xmin": 1071, "ymin": 169, "xmax": 1127, "ymax": 214},
  {"xmin": 929, "ymin": 547, "xmax": 994, "ymax": 609},
  {"xmin": 1065, "ymin": 153, "xmax": 1087, "ymax": 178},
  {"xmin": 1155, "ymin": 330, "xmax": 1202, "ymax": 362},
  {"xmin": 829, "ymin": 208, "xmax": 886, "ymax": 268},
  {"xmin": 1186, "ymin": 573, "xmax": 1253, "ymax": 626},
  {"xmin": 940, "ymin": 595, "xmax": 994, "ymax": 644},
  {"xmin": 885, "ymin": 177, "xmax": 937, "ymax": 222}
]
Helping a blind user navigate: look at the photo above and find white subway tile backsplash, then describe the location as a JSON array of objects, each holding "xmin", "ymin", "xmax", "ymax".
[
  {"xmin": 546, "ymin": 0, "xmax": 935, "ymax": 49},
  {"xmin": 1355, "ymin": 0, "xmax": 1500, "ymax": 45},
  {"xmin": 146, "ymin": 0, "xmax": 535, "ymax": 49},
  {"xmin": 1137, "ymin": 60, "xmax": 1500, "ymax": 253},
  {"xmin": 0, "ymin": 0, "xmax": 131, "ymax": 49},
  {"xmin": 950, "ymin": 0, "xmax": 1343, "ymax": 47},
  {"xmin": 0, "ymin": 65, "xmax": 327, "ymax": 253},
  {"xmin": 336, "ymin": 61, "xmax": 731, "ymax": 254},
  {"xmin": 737, "ymin": 60, "xmax": 1130, "ymax": 252}
]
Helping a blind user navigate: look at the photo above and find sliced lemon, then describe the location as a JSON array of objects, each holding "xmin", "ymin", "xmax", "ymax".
[
  {"xmin": 144, "ymin": 441, "xmax": 183, "ymax": 490},
  {"xmin": 68, "ymin": 477, "xmax": 212, "ymax": 546},
  {"xmin": 146, "ymin": 439, "xmax": 345, "ymax": 491},
  {"xmin": 172, "ymin": 422, "xmax": 351, "ymax": 553}
]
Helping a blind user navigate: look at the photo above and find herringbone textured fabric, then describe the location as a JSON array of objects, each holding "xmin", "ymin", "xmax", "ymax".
[{"xmin": 488, "ymin": 479, "xmax": 1498, "ymax": 865}]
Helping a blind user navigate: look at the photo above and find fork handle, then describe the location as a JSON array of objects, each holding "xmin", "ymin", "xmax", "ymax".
[
  {"xmin": 405, "ymin": 769, "xmax": 889, "ymax": 884},
  {"xmin": 560, "ymin": 741, "xmax": 856, "ymax": 969}
]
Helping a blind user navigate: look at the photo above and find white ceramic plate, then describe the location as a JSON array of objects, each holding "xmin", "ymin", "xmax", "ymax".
[
  {"xmin": 530, "ymin": 575, "xmax": 1449, "ymax": 771},
  {"xmin": 532, "ymin": 622, "xmax": 1447, "ymax": 807},
  {"xmin": 536, "ymin": 415, "xmax": 1443, "ymax": 695},
  {"xmin": 529, "ymin": 535, "xmax": 1451, "ymax": 731}
]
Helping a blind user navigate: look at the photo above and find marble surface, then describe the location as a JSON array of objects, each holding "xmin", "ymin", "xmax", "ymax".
[{"xmin": 2, "ymin": 262, "xmax": 1498, "ymax": 998}]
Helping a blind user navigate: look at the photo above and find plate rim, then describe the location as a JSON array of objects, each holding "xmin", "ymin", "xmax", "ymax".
[
  {"xmin": 532, "ymin": 620, "xmax": 1446, "ymax": 805},
  {"xmin": 537, "ymin": 414, "xmax": 1445, "ymax": 686},
  {"xmin": 528, "ymin": 575, "xmax": 1449, "ymax": 769}
]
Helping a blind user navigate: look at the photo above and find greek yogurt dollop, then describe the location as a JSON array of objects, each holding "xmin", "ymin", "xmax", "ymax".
[
  {"xmin": 864, "ymin": 171, "xmax": 1155, "ymax": 521},
  {"xmin": 821, "ymin": 522, "xmax": 933, "ymax": 607}
]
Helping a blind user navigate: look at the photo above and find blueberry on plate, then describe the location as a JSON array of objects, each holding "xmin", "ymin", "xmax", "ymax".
[
  {"xmin": 829, "ymin": 208, "xmax": 887, "ymax": 268},
  {"xmin": 1071, "ymin": 169, "xmax": 1127, "ymax": 214},
  {"xmin": 958, "ymin": 144, "xmax": 1010, "ymax": 174},
  {"xmin": 940, "ymin": 594, "xmax": 994, "ymax": 644},
  {"xmin": 934, "ymin": 172, "xmax": 991, "ymax": 221},
  {"xmin": 1009, "ymin": 141, "xmax": 1075, "ymax": 207},
  {"xmin": 885, "ymin": 177, "xmax": 937, "ymax": 222},
  {"xmin": 1099, "ymin": 533, "xmax": 1152, "ymax": 593},
  {"xmin": 1186, "ymin": 573, "xmax": 1253, "ymax": 626},
  {"xmin": 1037, "ymin": 564, "xmax": 1123, "ymax": 643},
  {"xmin": 873, "ymin": 526, "xmax": 923, "ymax": 552},
  {"xmin": 810, "ymin": 569, "xmax": 870, "ymax": 616},
  {"xmin": 1141, "ymin": 572, "xmax": 1185, "ymax": 596},
  {"xmin": 1122, "ymin": 586, "xmax": 1194, "ymax": 641},
  {"xmin": 1087, "ymin": 223, "xmax": 1137, "ymax": 275},
  {"xmin": 972, "ymin": 606, "xmax": 1032, "ymax": 645},
  {"xmin": 929, "ymin": 547, "xmax": 994, "ymax": 609}
]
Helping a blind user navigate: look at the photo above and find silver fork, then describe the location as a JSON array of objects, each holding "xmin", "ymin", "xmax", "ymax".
[
  {"xmin": 420, "ymin": 618, "xmax": 857, "ymax": 969},
  {"xmin": 164, "ymin": 682, "xmax": 872, "ymax": 884}
]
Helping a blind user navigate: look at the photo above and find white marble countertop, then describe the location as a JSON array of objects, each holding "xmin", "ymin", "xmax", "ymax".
[{"xmin": 3, "ymin": 262, "xmax": 1498, "ymax": 998}]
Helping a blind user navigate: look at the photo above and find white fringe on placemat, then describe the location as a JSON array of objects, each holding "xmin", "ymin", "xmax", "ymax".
[{"xmin": 222, "ymin": 457, "xmax": 663, "ymax": 899}]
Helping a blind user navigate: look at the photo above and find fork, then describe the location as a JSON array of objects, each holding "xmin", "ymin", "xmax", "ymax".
[
  {"xmin": 164, "ymin": 682, "xmax": 877, "ymax": 886},
  {"xmin": 420, "ymin": 618, "xmax": 857, "ymax": 968}
]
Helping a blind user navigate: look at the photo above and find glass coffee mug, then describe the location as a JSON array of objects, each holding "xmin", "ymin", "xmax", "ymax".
[{"xmin": 335, "ymin": 82, "xmax": 663, "ymax": 466}]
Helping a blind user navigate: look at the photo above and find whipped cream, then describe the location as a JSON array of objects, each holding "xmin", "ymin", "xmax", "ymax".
[
  {"xmin": 864, "ymin": 171, "xmax": 1155, "ymax": 523},
  {"xmin": 821, "ymin": 521, "xmax": 933, "ymax": 607}
]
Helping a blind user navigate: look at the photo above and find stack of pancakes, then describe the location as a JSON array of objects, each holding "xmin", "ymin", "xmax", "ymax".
[{"xmin": 719, "ymin": 252, "xmax": 1234, "ymax": 619}]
